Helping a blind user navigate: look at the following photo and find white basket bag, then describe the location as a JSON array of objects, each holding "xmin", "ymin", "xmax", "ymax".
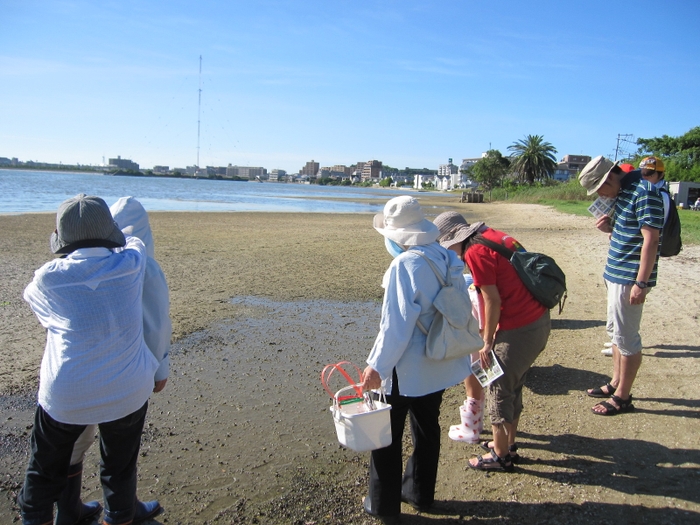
[{"xmin": 330, "ymin": 384, "xmax": 392, "ymax": 452}]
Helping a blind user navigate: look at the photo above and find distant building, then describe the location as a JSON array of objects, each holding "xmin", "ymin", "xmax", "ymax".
[
  {"xmin": 458, "ymin": 155, "xmax": 490, "ymax": 189},
  {"xmin": 108, "ymin": 156, "xmax": 139, "ymax": 171},
  {"xmin": 438, "ymin": 158, "xmax": 461, "ymax": 189},
  {"xmin": 553, "ymin": 154, "xmax": 592, "ymax": 181},
  {"xmin": 226, "ymin": 165, "xmax": 267, "ymax": 180},
  {"xmin": 438, "ymin": 158, "xmax": 459, "ymax": 178},
  {"xmin": 207, "ymin": 166, "xmax": 227, "ymax": 177},
  {"xmin": 0, "ymin": 157, "xmax": 11, "ymax": 166},
  {"xmin": 460, "ymin": 157, "xmax": 481, "ymax": 173},
  {"xmin": 414, "ymin": 174, "xmax": 434, "ymax": 189},
  {"xmin": 186, "ymin": 166, "xmax": 208, "ymax": 178},
  {"xmin": 332, "ymin": 165, "xmax": 353, "ymax": 177},
  {"xmin": 301, "ymin": 160, "xmax": 320, "ymax": 177},
  {"xmin": 361, "ymin": 160, "xmax": 382, "ymax": 182},
  {"xmin": 668, "ymin": 181, "xmax": 700, "ymax": 208},
  {"xmin": 269, "ymin": 169, "xmax": 286, "ymax": 182},
  {"xmin": 153, "ymin": 165, "xmax": 169, "ymax": 174}
]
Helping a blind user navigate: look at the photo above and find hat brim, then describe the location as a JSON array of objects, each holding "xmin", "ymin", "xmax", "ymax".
[
  {"xmin": 586, "ymin": 161, "xmax": 621, "ymax": 196},
  {"xmin": 437, "ymin": 222, "xmax": 484, "ymax": 249},
  {"xmin": 373, "ymin": 213, "xmax": 440, "ymax": 246},
  {"xmin": 50, "ymin": 225, "xmax": 126, "ymax": 254}
]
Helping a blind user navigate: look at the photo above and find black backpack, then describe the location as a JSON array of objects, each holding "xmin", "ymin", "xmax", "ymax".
[
  {"xmin": 474, "ymin": 238, "xmax": 567, "ymax": 313},
  {"xmin": 659, "ymin": 189, "xmax": 682, "ymax": 257}
]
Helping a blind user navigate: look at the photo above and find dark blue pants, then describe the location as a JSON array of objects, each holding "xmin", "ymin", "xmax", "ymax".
[
  {"xmin": 18, "ymin": 402, "xmax": 148, "ymax": 525},
  {"xmin": 367, "ymin": 371, "xmax": 444, "ymax": 517}
]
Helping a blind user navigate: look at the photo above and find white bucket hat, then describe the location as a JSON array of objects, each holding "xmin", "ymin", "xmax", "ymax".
[{"xmin": 373, "ymin": 196, "xmax": 439, "ymax": 246}]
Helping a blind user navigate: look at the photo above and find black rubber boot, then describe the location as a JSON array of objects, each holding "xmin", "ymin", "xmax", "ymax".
[{"xmin": 55, "ymin": 462, "xmax": 103, "ymax": 525}]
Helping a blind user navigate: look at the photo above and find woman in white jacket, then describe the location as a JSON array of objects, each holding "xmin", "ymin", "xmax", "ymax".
[{"xmin": 361, "ymin": 196, "xmax": 473, "ymax": 525}]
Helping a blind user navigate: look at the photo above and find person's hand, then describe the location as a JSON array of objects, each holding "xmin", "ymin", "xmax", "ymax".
[
  {"xmin": 630, "ymin": 285, "xmax": 648, "ymax": 305},
  {"xmin": 479, "ymin": 343, "xmax": 493, "ymax": 369},
  {"xmin": 595, "ymin": 215, "xmax": 613, "ymax": 233},
  {"xmin": 153, "ymin": 379, "xmax": 168, "ymax": 393},
  {"xmin": 361, "ymin": 366, "xmax": 382, "ymax": 392}
]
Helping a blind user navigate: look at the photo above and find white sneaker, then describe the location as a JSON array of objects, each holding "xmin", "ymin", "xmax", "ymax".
[
  {"xmin": 601, "ymin": 347, "xmax": 613, "ymax": 356},
  {"xmin": 604, "ymin": 342, "xmax": 613, "ymax": 348}
]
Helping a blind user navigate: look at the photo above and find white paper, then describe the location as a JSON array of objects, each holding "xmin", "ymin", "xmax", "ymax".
[
  {"xmin": 588, "ymin": 197, "xmax": 615, "ymax": 219},
  {"xmin": 470, "ymin": 350, "xmax": 504, "ymax": 387}
]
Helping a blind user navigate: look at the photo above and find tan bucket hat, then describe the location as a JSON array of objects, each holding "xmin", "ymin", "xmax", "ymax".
[{"xmin": 578, "ymin": 155, "xmax": 620, "ymax": 196}]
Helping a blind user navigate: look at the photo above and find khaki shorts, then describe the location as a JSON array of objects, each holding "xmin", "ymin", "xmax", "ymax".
[
  {"xmin": 487, "ymin": 311, "xmax": 551, "ymax": 425},
  {"xmin": 606, "ymin": 280, "xmax": 644, "ymax": 356}
]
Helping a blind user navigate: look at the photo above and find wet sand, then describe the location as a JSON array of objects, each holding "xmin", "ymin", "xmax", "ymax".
[{"xmin": 1, "ymin": 200, "xmax": 700, "ymax": 524}]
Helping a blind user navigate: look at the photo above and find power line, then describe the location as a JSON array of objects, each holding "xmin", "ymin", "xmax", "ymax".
[{"xmin": 614, "ymin": 133, "xmax": 636, "ymax": 161}]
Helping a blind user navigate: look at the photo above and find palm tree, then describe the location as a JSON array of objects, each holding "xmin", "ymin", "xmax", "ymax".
[{"xmin": 507, "ymin": 135, "xmax": 558, "ymax": 184}]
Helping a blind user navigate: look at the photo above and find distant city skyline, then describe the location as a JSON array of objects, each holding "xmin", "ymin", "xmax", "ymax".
[{"xmin": 2, "ymin": 1, "xmax": 699, "ymax": 174}]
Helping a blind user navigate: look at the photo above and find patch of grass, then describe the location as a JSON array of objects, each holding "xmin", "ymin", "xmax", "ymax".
[{"xmin": 678, "ymin": 209, "xmax": 700, "ymax": 246}]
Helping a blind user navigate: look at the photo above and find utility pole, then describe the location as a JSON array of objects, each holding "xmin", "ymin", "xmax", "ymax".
[
  {"xmin": 197, "ymin": 55, "xmax": 202, "ymax": 169},
  {"xmin": 614, "ymin": 134, "xmax": 635, "ymax": 161}
]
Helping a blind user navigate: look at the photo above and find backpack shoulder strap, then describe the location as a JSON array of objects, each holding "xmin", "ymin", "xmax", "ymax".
[
  {"xmin": 408, "ymin": 250, "xmax": 450, "ymax": 336},
  {"xmin": 409, "ymin": 250, "xmax": 450, "ymax": 287},
  {"xmin": 473, "ymin": 237, "xmax": 514, "ymax": 261}
]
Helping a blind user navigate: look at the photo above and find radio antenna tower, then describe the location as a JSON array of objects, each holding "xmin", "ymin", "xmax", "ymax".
[{"xmin": 197, "ymin": 55, "xmax": 202, "ymax": 168}]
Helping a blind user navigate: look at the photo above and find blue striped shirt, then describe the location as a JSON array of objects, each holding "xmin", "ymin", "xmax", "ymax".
[{"xmin": 604, "ymin": 173, "xmax": 664, "ymax": 286}]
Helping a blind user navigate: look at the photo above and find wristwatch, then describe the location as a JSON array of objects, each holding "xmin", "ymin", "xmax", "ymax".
[{"xmin": 634, "ymin": 280, "xmax": 648, "ymax": 289}]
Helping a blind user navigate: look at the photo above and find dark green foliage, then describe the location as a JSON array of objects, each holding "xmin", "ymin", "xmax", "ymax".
[
  {"xmin": 508, "ymin": 135, "xmax": 558, "ymax": 184},
  {"xmin": 468, "ymin": 149, "xmax": 511, "ymax": 190},
  {"xmin": 637, "ymin": 126, "xmax": 700, "ymax": 182}
]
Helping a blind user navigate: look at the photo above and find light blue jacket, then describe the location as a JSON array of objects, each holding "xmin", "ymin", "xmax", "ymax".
[{"xmin": 367, "ymin": 242, "xmax": 473, "ymax": 397}]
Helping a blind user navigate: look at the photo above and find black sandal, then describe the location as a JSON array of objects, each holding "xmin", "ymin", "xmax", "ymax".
[
  {"xmin": 478, "ymin": 442, "xmax": 520, "ymax": 463},
  {"xmin": 587, "ymin": 382, "xmax": 616, "ymax": 398},
  {"xmin": 468, "ymin": 452, "xmax": 514, "ymax": 472},
  {"xmin": 592, "ymin": 394, "xmax": 634, "ymax": 416}
]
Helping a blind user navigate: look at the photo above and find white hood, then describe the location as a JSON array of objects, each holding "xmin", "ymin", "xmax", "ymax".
[{"xmin": 110, "ymin": 197, "xmax": 155, "ymax": 259}]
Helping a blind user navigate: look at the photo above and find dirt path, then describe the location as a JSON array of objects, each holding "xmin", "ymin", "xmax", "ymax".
[{"xmin": 1, "ymin": 201, "xmax": 699, "ymax": 524}]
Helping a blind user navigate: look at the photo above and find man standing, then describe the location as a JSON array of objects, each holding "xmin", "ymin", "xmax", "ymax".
[{"xmin": 579, "ymin": 156, "xmax": 664, "ymax": 415}]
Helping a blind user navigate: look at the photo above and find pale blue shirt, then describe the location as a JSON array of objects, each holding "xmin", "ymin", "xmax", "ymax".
[
  {"xmin": 367, "ymin": 243, "xmax": 473, "ymax": 397},
  {"xmin": 24, "ymin": 236, "xmax": 159, "ymax": 424}
]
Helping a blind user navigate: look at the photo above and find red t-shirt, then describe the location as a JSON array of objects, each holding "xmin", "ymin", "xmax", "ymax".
[{"xmin": 465, "ymin": 228, "xmax": 546, "ymax": 331}]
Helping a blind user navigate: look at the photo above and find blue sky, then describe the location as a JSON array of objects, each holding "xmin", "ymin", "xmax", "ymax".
[{"xmin": 2, "ymin": 0, "xmax": 699, "ymax": 172}]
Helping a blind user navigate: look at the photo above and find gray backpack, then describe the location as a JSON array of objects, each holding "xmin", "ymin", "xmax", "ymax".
[{"xmin": 411, "ymin": 251, "xmax": 483, "ymax": 361}]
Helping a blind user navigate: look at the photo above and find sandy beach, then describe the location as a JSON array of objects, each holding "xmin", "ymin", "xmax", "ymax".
[{"xmin": 1, "ymin": 200, "xmax": 699, "ymax": 524}]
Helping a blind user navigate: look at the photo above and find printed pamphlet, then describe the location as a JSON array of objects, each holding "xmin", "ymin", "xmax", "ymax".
[
  {"xmin": 588, "ymin": 197, "xmax": 615, "ymax": 219},
  {"xmin": 470, "ymin": 350, "xmax": 504, "ymax": 387}
]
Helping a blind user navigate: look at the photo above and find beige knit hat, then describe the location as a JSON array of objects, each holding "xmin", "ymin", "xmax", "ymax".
[{"xmin": 433, "ymin": 211, "xmax": 484, "ymax": 249}]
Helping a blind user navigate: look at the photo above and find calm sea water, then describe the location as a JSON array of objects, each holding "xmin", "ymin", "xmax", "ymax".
[{"xmin": 0, "ymin": 169, "xmax": 448, "ymax": 214}]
